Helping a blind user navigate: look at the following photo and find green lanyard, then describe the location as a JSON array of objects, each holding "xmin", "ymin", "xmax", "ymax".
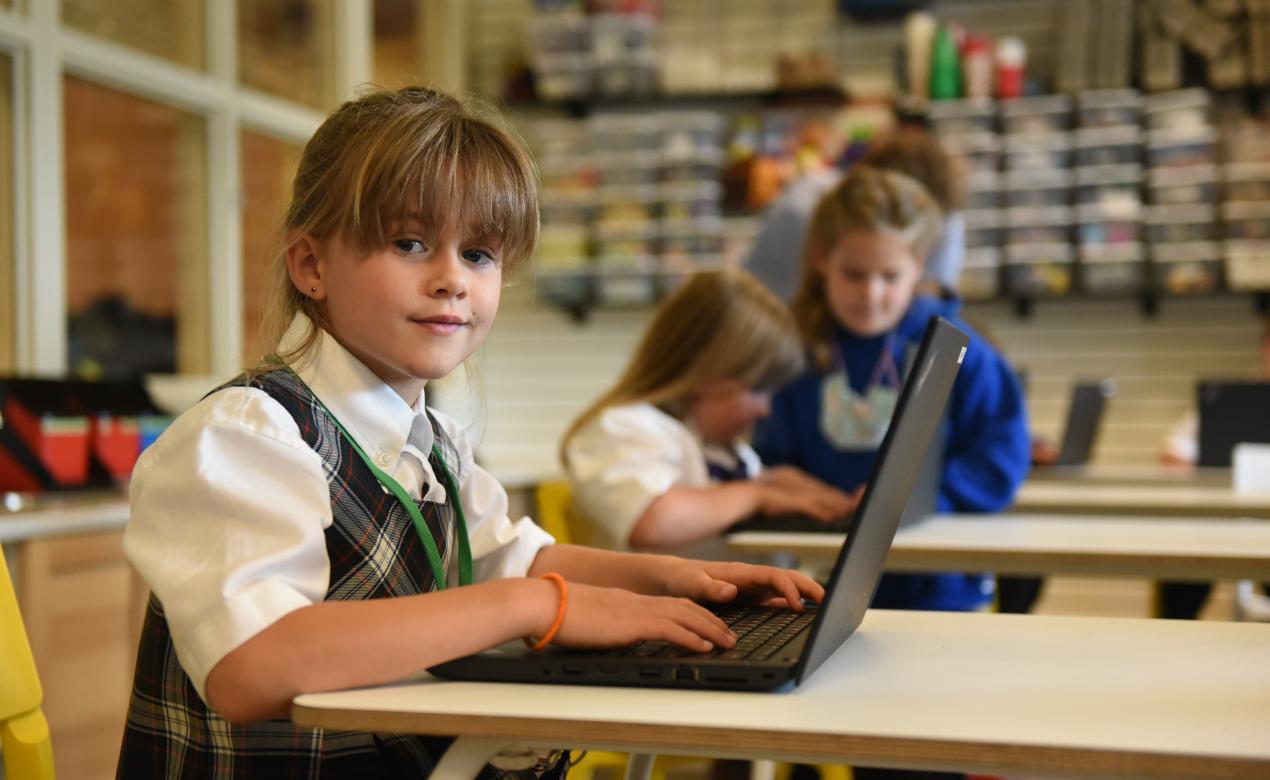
[{"xmin": 289, "ymin": 371, "xmax": 473, "ymax": 589}]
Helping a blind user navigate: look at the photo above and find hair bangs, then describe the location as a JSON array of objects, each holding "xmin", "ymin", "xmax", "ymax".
[{"xmin": 342, "ymin": 111, "xmax": 538, "ymax": 273}]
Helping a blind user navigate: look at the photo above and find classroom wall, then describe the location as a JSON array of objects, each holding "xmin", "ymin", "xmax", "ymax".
[{"xmin": 451, "ymin": 289, "xmax": 1266, "ymax": 477}]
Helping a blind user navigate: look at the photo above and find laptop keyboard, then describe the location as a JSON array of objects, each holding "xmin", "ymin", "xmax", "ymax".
[{"xmin": 607, "ymin": 604, "xmax": 818, "ymax": 662}]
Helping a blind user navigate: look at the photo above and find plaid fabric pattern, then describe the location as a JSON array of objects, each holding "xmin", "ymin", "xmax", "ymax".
[{"xmin": 116, "ymin": 370, "xmax": 551, "ymax": 779}]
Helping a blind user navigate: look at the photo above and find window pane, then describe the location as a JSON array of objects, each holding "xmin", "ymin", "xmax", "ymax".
[
  {"xmin": 374, "ymin": 0, "xmax": 420, "ymax": 87},
  {"xmin": 0, "ymin": 54, "xmax": 13, "ymax": 371},
  {"xmin": 241, "ymin": 129, "xmax": 301, "ymax": 364},
  {"xmin": 62, "ymin": 0, "xmax": 206, "ymax": 71},
  {"xmin": 64, "ymin": 76, "xmax": 209, "ymax": 378},
  {"xmin": 239, "ymin": 0, "xmax": 335, "ymax": 110}
]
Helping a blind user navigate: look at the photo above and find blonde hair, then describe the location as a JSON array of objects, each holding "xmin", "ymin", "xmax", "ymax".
[
  {"xmin": 560, "ymin": 268, "xmax": 804, "ymax": 465},
  {"xmin": 253, "ymin": 86, "xmax": 539, "ymax": 369},
  {"xmin": 791, "ymin": 166, "xmax": 943, "ymax": 371}
]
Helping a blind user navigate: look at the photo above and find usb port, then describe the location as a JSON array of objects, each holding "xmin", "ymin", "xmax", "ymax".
[
  {"xmin": 639, "ymin": 667, "xmax": 661, "ymax": 678},
  {"xmin": 561, "ymin": 664, "xmax": 585, "ymax": 675}
]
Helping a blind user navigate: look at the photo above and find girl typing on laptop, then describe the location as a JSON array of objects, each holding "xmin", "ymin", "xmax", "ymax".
[
  {"xmin": 561, "ymin": 269, "xmax": 858, "ymax": 556},
  {"xmin": 118, "ymin": 87, "xmax": 823, "ymax": 779},
  {"xmin": 753, "ymin": 167, "xmax": 1031, "ymax": 615}
]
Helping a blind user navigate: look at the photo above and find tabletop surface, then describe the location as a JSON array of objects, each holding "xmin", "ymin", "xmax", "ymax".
[
  {"xmin": 1028, "ymin": 464, "xmax": 1231, "ymax": 485},
  {"xmin": 294, "ymin": 610, "xmax": 1270, "ymax": 780},
  {"xmin": 728, "ymin": 513, "xmax": 1270, "ymax": 578},
  {"xmin": 1013, "ymin": 480, "xmax": 1270, "ymax": 517}
]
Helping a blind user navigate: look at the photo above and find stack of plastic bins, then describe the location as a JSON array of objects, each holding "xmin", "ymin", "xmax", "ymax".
[
  {"xmin": 959, "ymin": 170, "xmax": 1002, "ymax": 301},
  {"xmin": 960, "ymin": 208, "xmax": 1003, "ymax": 300},
  {"xmin": 591, "ymin": 113, "xmax": 662, "ymax": 305},
  {"xmin": 529, "ymin": 12, "xmax": 592, "ymax": 100},
  {"xmin": 1004, "ymin": 207, "xmax": 1074, "ymax": 297},
  {"xmin": 928, "ymin": 99, "xmax": 996, "ymax": 137},
  {"xmin": 999, "ymin": 94, "xmax": 1071, "ymax": 136},
  {"xmin": 1143, "ymin": 89, "xmax": 1223, "ymax": 294},
  {"xmin": 1000, "ymin": 95, "xmax": 1073, "ymax": 299},
  {"xmin": 931, "ymin": 99, "xmax": 1000, "ymax": 300},
  {"xmin": 532, "ymin": 118, "xmax": 597, "ymax": 307},
  {"xmin": 1072, "ymin": 90, "xmax": 1145, "ymax": 295},
  {"xmin": 658, "ymin": 111, "xmax": 725, "ymax": 286},
  {"xmin": 1075, "ymin": 89, "xmax": 1142, "ymax": 129},
  {"xmin": 1220, "ymin": 120, "xmax": 1270, "ymax": 291},
  {"xmin": 939, "ymin": 131, "xmax": 1001, "ymax": 177},
  {"xmin": 590, "ymin": 11, "xmax": 660, "ymax": 97}
]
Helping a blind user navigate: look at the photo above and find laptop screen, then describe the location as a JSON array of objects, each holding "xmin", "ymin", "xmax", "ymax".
[
  {"xmin": 1055, "ymin": 379, "xmax": 1115, "ymax": 466},
  {"xmin": 794, "ymin": 315, "xmax": 968, "ymax": 684},
  {"xmin": 1198, "ymin": 381, "xmax": 1270, "ymax": 467}
]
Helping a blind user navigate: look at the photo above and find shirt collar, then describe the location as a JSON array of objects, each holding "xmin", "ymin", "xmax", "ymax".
[{"xmin": 279, "ymin": 312, "xmax": 434, "ymax": 466}]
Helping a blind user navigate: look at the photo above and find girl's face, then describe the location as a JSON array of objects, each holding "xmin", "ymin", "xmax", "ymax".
[
  {"xmin": 816, "ymin": 230, "xmax": 923, "ymax": 337},
  {"xmin": 308, "ymin": 218, "xmax": 503, "ymax": 403},
  {"xmin": 687, "ymin": 379, "xmax": 772, "ymax": 445}
]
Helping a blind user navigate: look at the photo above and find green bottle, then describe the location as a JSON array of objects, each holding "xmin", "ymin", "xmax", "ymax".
[{"xmin": 929, "ymin": 25, "xmax": 962, "ymax": 100}]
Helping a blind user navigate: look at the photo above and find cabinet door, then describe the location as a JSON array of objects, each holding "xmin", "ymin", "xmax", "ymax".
[{"xmin": 17, "ymin": 531, "xmax": 148, "ymax": 780}]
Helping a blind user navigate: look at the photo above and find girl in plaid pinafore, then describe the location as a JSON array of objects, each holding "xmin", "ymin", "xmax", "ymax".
[{"xmin": 119, "ymin": 86, "xmax": 824, "ymax": 779}]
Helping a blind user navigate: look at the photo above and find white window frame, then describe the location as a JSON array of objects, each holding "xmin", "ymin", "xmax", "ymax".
[{"xmin": 0, "ymin": 1, "xmax": 371, "ymax": 376}]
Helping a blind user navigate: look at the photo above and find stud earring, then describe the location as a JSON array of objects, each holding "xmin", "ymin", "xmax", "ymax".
[{"xmin": 310, "ymin": 286, "xmax": 318, "ymax": 295}]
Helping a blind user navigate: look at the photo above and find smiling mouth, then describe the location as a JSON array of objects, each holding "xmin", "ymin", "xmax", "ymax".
[{"xmin": 411, "ymin": 317, "xmax": 468, "ymax": 333}]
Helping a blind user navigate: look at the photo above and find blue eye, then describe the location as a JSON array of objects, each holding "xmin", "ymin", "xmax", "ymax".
[
  {"xmin": 463, "ymin": 248, "xmax": 498, "ymax": 267},
  {"xmin": 394, "ymin": 239, "xmax": 425, "ymax": 254}
]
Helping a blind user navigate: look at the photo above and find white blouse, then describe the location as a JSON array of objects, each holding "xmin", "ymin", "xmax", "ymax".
[
  {"xmin": 125, "ymin": 314, "xmax": 554, "ymax": 701},
  {"xmin": 564, "ymin": 402, "xmax": 760, "ymax": 552}
]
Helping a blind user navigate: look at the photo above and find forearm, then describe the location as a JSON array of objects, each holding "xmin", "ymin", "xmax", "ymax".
[
  {"xmin": 627, "ymin": 484, "xmax": 763, "ymax": 549},
  {"xmin": 529, "ymin": 543, "xmax": 678, "ymax": 594},
  {"xmin": 204, "ymin": 577, "xmax": 556, "ymax": 723}
]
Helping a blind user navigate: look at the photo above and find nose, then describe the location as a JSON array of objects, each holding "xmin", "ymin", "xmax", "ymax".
[
  {"xmin": 427, "ymin": 246, "xmax": 468, "ymax": 299},
  {"xmin": 865, "ymin": 274, "xmax": 887, "ymax": 304}
]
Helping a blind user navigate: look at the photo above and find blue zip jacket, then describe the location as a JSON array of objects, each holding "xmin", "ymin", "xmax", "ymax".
[{"xmin": 753, "ymin": 296, "xmax": 1031, "ymax": 610}]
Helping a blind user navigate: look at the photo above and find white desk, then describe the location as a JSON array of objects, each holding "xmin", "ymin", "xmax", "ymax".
[
  {"xmin": 293, "ymin": 610, "xmax": 1270, "ymax": 780},
  {"xmin": 0, "ymin": 493, "xmax": 130, "ymax": 544},
  {"xmin": 1013, "ymin": 481, "xmax": 1270, "ymax": 518},
  {"xmin": 1029, "ymin": 464, "xmax": 1231, "ymax": 486},
  {"xmin": 728, "ymin": 514, "xmax": 1270, "ymax": 580}
]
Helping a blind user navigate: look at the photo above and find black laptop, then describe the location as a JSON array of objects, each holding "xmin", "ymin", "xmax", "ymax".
[
  {"xmin": 430, "ymin": 316, "xmax": 969, "ymax": 692},
  {"xmin": 1053, "ymin": 379, "xmax": 1115, "ymax": 466},
  {"xmin": 1198, "ymin": 380, "xmax": 1270, "ymax": 467}
]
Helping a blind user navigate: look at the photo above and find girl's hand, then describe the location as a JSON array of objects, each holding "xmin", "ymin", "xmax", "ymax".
[
  {"xmin": 652, "ymin": 559, "xmax": 826, "ymax": 611},
  {"xmin": 756, "ymin": 481, "xmax": 859, "ymax": 523},
  {"xmin": 545, "ymin": 581, "xmax": 737, "ymax": 654},
  {"xmin": 758, "ymin": 467, "xmax": 861, "ymax": 522}
]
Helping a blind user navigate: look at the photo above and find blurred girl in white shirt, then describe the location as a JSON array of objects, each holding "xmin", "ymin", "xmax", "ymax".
[
  {"xmin": 562, "ymin": 269, "xmax": 857, "ymax": 554},
  {"xmin": 118, "ymin": 87, "xmax": 822, "ymax": 779}
]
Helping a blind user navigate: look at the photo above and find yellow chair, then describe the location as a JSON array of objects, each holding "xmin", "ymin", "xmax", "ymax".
[
  {"xmin": 535, "ymin": 479, "xmax": 603, "ymax": 548},
  {"xmin": 533, "ymin": 482, "xmax": 850, "ymax": 780},
  {"xmin": 1, "ymin": 545, "xmax": 57, "ymax": 780}
]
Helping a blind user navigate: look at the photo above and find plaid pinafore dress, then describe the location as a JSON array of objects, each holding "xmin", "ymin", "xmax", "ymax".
[{"xmin": 117, "ymin": 369, "xmax": 566, "ymax": 779}]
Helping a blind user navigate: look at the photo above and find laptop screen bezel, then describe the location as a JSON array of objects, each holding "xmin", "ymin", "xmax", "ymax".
[{"xmin": 791, "ymin": 315, "xmax": 968, "ymax": 685}]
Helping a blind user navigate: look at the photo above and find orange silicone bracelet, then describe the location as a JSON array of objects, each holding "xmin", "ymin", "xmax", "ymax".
[{"xmin": 525, "ymin": 572, "xmax": 567, "ymax": 652}]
